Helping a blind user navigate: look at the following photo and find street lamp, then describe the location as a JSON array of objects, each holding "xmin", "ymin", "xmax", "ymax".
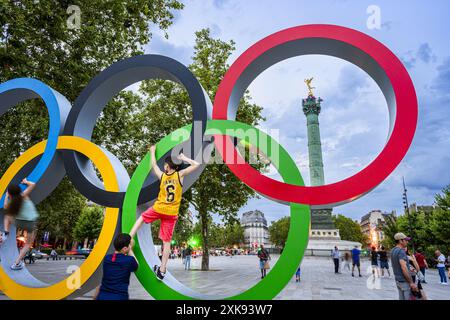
[{"xmin": 402, "ymin": 177, "xmax": 415, "ymax": 253}]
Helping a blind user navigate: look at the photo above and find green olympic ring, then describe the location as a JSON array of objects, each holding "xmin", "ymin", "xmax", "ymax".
[{"xmin": 122, "ymin": 119, "xmax": 310, "ymax": 300}]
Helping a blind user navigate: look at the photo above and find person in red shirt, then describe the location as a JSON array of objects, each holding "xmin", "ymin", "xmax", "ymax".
[{"xmin": 414, "ymin": 249, "xmax": 429, "ymax": 284}]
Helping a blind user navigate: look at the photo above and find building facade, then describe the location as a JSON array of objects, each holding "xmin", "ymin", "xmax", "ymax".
[
  {"xmin": 360, "ymin": 210, "xmax": 396, "ymax": 247},
  {"xmin": 241, "ymin": 210, "xmax": 272, "ymax": 249}
]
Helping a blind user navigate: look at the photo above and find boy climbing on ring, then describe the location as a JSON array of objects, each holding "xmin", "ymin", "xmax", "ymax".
[{"xmin": 129, "ymin": 145, "xmax": 200, "ymax": 280}]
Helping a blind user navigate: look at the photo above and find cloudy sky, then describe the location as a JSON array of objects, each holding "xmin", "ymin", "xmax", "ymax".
[{"xmin": 145, "ymin": 0, "xmax": 450, "ymax": 224}]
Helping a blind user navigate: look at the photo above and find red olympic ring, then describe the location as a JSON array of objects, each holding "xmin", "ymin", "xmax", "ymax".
[{"xmin": 212, "ymin": 24, "xmax": 418, "ymax": 207}]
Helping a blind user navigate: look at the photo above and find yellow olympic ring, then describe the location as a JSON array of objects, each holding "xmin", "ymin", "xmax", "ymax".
[{"xmin": 0, "ymin": 136, "xmax": 119, "ymax": 300}]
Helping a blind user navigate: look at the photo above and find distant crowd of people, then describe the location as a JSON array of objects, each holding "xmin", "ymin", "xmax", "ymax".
[{"xmin": 331, "ymin": 233, "xmax": 450, "ymax": 300}]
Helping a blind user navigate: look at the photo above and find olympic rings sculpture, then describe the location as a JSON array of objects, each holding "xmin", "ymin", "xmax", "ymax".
[{"xmin": 0, "ymin": 24, "xmax": 417, "ymax": 300}]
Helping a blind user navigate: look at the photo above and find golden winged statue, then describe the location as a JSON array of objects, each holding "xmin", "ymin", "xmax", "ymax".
[{"xmin": 304, "ymin": 77, "xmax": 315, "ymax": 97}]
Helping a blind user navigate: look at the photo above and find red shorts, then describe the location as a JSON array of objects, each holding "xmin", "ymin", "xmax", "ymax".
[{"xmin": 141, "ymin": 207, "xmax": 178, "ymax": 243}]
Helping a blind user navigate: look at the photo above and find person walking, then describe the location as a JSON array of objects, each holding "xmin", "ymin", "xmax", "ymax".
[
  {"xmin": 447, "ymin": 254, "xmax": 450, "ymax": 280},
  {"xmin": 295, "ymin": 266, "xmax": 301, "ymax": 283},
  {"xmin": 184, "ymin": 245, "xmax": 192, "ymax": 270},
  {"xmin": 257, "ymin": 244, "xmax": 270, "ymax": 279},
  {"xmin": 181, "ymin": 246, "xmax": 186, "ymax": 264},
  {"xmin": 351, "ymin": 246, "xmax": 362, "ymax": 277},
  {"xmin": 370, "ymin": 246, "xmax": 380, "ymax": 278},
  {"xmin": 435, "ymin": 250, "xmax": 448, "ymax": 285},
  {"xmin": 1, "ymin": 178, "xmax": 38, "ymax": 270},
  {"xmin": 25, "ymin": 249, "xmax": 35, "ymax": 264},
  {"xmin": 379, "ymin": 246, "xmax": 391, "ymax": 277},
  {"xmin": 414, "ymin": 249, "xmax": 428, "ymax": 283},
  {"xmin": 50, "ymin": 249, "xmax": 58, "ymax": 261},
  {"xmin": 391, "ymin": 233, "xmax": 418, "ymax": 300},
  {"xmin": 331, "ymin": 246, "xmax": 340, "ymax": 274},
  {"xmin": 343, "ymin": 252, "xmax": 351, "ymax": 272}
]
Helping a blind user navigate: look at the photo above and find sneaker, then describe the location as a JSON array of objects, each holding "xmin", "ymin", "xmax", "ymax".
[
  {"xmin": 153, "ymin": 265, "xmax": 165, "ymax": 281},
  {"xmin": 352, "ymin": 273, "xmax": 354, "ymax": 277},
  {"xmin": 442, "ymin": 282, "xmax": 448, "ymax": 286},
  {"xmin": 359, "ymin": 274, "xmax": 362, "ymax": 277},
  {"xmin": 10, "ymin": 261, "xmax": 24, "ymax": 271}
]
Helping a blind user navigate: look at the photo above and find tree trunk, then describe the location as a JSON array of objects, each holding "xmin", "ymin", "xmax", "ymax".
[{"xmin": 200, "ymin": 208, "xmax": 209, "ymax": 271}]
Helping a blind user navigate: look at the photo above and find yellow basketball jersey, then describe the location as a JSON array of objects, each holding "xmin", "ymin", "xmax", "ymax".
[{"xmin": 153, "ymin": 171, "xmax": 183, "ymax": 216}]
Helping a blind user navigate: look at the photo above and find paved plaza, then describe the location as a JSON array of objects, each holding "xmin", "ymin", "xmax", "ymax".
[{"xmin": 1, "ymin": 255, "xmax": 449, "ymax": 300}]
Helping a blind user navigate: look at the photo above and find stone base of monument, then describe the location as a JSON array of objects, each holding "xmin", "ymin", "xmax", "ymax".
[{"xmin": 305, "ymin": 229, "xmax": 362, "ymax": 257}]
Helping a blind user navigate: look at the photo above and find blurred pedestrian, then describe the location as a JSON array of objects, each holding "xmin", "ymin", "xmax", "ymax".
[
  {"xmin": 406, "ymin": 247, "xmax": 427, "ymax": 300},
  {"xmin": 295, "ymin": 266, "xmax": 301, "ymax": 283},
  {"xmin": 343, "ymin": 252, "xmax": 351, "ymax": 272},
  {"xmin": 257, "ymin": 244, "xmax": 270, "ymax": 279},
  {"xmin": 184, "ymin": 245, "xmax": 192, "ymax": 270},
  {"xmin": 370, "ymin": 246, "xmax": 380, "ymax": 278},
  {"xmin": 447, "ymin": 254, "xmax": 450, "ymax": 280},
  {"xmin": 331, "ymin": 246, "xmax": 340, "ymax": 274},
  {"xmin": 414, "ymin": 249, "xmax": 428, "ymax": 283},
  {"xmin": 435, "ymin": 250, "xmax": 448, "ymax": 285},
  {"xmin": 379, "ymin": 246, "xmax": 390, "ymax": 277},
  {"xmin": 351, "ymin": 246, "xmax": 362, "ymax": 277},
  {"xmin": 50, "ymin": 249, "xmax": 58, "ymax": 261}
]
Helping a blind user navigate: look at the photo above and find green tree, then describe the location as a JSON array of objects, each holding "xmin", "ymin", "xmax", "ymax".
[
  {"xmin": 269, "ymin": 216, "xmax": 290, "ymax": 249},
  {"xmin": 208, "ymin": 223, "xmax": 226, "ymax": 248},
  {"xmin": 430, "ymin": 208, "xmax": 450, "ymax": 248},
  {"xmin": 430, "ymin": 185, "xmax": 450, "ymax": 251},
  {"xmin": 139, "ymin": 29, "xmax": 264, "ymax": 270},
  {"xmin": 396, "ymin": 210, "xmax": 427, "ymax": 250},
  {"xmin": 0, "ymin": 1, "xmax": 183, "ymax": 240},
  {"xmin": 333, "ymin": 214, "xmax": 368, "ymax": 245},
  {"xmin": 36, "ymin": 178, "xmax": 86, "ymax": 249},
  {"xmin": 73, "ymin": 206, "xmax": 104, "ymax": 245},
  {"xmin": 380, "ymin": 214, "xmax": 398, "ymax": 249},
  {"xmin": 224, "ymin": 221, "xmax": 245, "ymax": 247},
  {"xmin": 435, "ymin": 185, "xmax": 450, "ymax": 211}
]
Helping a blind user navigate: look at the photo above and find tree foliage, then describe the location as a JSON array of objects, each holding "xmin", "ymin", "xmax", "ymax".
[
  {"xmin": 72, "ymin": 205, "xmax": 104, "ymax": 244},
  {"xmin": 36, "ymin": 178, "xmax": 85, "ymax": 248},
  {"xmin": 381, "ymin": 185, "xmax": 450, "ymax": 259},
  {"xmin": 380, "ymin": 214, "xmax": 398, "ymax": 249},
  {"xmin": 192, "ymin": 220, "xmax": 244, "ymax": 248},
  {"xmin": 269, "ymin": 216, "xmax": 290, "ymax": 249},
  {"xmin": 0, "ymin": 1, "xmax": 183, "ymax": 244},
  {"xmin": 333, "ymin": 214, "xmax": 368, "ymax": 245}
]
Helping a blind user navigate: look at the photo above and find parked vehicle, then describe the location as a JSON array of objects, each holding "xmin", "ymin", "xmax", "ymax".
[
  {"xmin": 34, "ymin": 251, "xmax": 49, "ymax": 259},
  {"xmin": 66, "ymin": 248, "xmax": 91, "ymax": 258}
]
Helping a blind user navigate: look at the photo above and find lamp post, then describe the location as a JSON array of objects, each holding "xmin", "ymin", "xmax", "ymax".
[{"xmin": 402, "ymin": 177, "xmax": 415, "ymax": 253}]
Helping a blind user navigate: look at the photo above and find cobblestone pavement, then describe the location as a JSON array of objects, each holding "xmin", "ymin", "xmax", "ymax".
[{"xmin": 1, "ymin": 255, "xmax": 449, "ymax": 300}]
